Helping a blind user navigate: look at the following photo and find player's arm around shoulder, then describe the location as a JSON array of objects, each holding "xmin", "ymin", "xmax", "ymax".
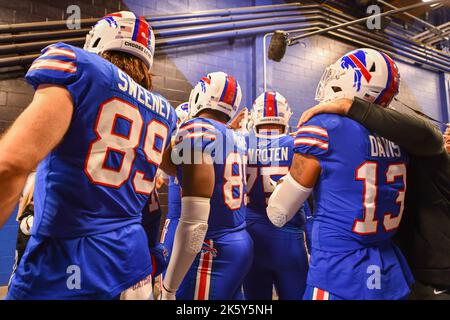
[{"xmin": 0, "ymin": 84, "xmax": 73, "ymax": 227}]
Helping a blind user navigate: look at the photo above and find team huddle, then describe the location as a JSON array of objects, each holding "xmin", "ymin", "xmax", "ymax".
[{"xmin": 1, "ymin": 11, "xmax": 413, "ymax": 300}]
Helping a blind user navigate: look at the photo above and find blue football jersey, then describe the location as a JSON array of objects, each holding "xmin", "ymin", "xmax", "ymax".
[
  {"xmin": 173, "ymin": 117, "xmax": 247, "ymax": 238},
  {"xmin": 294, "ymin": 114, "xmax": 413, "ymax": 300},
  {"xmin": 167, "ymin": 175, "xmax": 182, "ymax": 220},
  {"xmin": 246, "ymin": 132, "xmax": 305, "ymax": 231},
  {"xmin": 26, "ymin": 42, "xmax": 177, "ymax": 238},
  {"xmin": 293, "ymin": 114, "xmax": 408, "ymax": 250}
]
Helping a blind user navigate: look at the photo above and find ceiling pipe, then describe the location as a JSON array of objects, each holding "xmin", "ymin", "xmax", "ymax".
[
  {"xmin": 285, "ymin": 0, "xmax": 448, "ymax": 45},
  {"xmin": 150, "ymin": 9, "xmax": 310, "ymax": 29},
  {"xmin": 413, "ymin": 21, "xmax": 450, "ymax": 40},
  {"xmin": 427, "ymin": 29, "xmax": 450, "ymax": 45},
  {"xmin": 147, "ymin": 3, "xmax": 303, "ymax": 22},
  {"xmin": 0, "ymin": 18, "xmax": 97, "ymax": 34},
  {"xmin": 0, "ymin": 37, "xmax": 85, "ymax": 55},
  {"xmin": 377, "ymin": 0, "xmax": 445, "ymax": 39},
  {"xmin": 0, "ymin": 22, "xmax": 324, "ymax": 68},
  {"xmin": 0, "ymin": 3, "xmax": 447, "ymax": 62},
  {"xmin": 313, "ymin": 9, "xmax": 450, "ymax": 68},
  {"xmin": 0, "ymin": 28, "xmax": 90, "ymax": 44},
  {"xmin": 161, "ymin": 7, "xmax": 450, "ymax": 70},
  {"xmin": 317, "ymin": 5, "xmax": 450, "ymax": 62},
  {"xmin": 0, "ymin": 2, "xmax": 449, "ymax": 72},
  {"xmin": 3, "ymin": 10, "xmax": 447, "ymax": 69},
  {"xmin": 157, "ymin": 14, "xmax": 321, "ymax": 37},
  {"xmin": 2, "ymin": 20, "xmax": 448, "ymax": 73},
  {"xmin": 0, "ymin": 3, "xmax": 304, "ymax": 34}
]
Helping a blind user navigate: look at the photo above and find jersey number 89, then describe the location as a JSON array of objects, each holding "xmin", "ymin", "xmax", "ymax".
[{"xmin": 85, "ymin": 98, "xmax": 168, "ymax": 195}]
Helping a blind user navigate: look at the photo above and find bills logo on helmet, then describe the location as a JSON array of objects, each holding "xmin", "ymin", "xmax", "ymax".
[
  {"xmin": 100, "ymin": 13, "xmax": 121, "ymax": 27},
  {"xmin": 340, "ymin": 49, "xmax": 372, "ymax": 92},
  {"xmin": 200, "ymin": 77, "xmax": 210, "ymax": 93}
]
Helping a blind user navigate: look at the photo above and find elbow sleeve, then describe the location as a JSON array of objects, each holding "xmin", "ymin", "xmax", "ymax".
[
  {"xmin": 163, "ymin": 196, "xmax": 210, "ymax": 292},
  {"xmin": 267, "ymin": 173, "xmax": 313, "ymax": 228}
]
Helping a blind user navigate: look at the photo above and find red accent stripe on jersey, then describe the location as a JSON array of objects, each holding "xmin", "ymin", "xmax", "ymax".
[
  {"xmin": 196, "ymin": 240, "xmax": 213, "ymax": 300},
  {"xmin": 135, "ymin": 16, "xmax": 149, "ymax": 48},
  {"xmin": 316, "ymin": 288, "xmax": 325, "ymax": 300},
  {"xmin": 42, "ymin": 47, "xmax": 76, "ymax": 59},
  {"xmin": 294, "ymin": 137, "xmax": 329, "ymax": 150},
  {"xmin": 151, "ymin": 254, "xmax": 157, "ymax": 277},
  {"xmin": 348, "ymin": 54, "xmax": 372, "ymax": 82},
  {"xmin": 265, "ymin": 91, "xmax": 276, "ymax": 117},
  {"xmin": 185, "ymin": 132, "xmax": 216, "ymax": 140},
  {"xmin": 179, "ymin": 122, "xmax": 215, "ymax": 132},
  {"xmin": 297, "ymin": 126, "xmax": 328, "ymax": 138},
  {"xmin": 29, "ymin": 59, "xmax": 77, "ymax": 73},
  {"xmin": 221, "ymin": 76, "xmax": 237, "ymax": 106}
]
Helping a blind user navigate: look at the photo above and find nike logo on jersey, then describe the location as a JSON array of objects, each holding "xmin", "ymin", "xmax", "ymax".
[{"xmin": 434, "ymin": 289, "xmax": 448, "ymax": 295}]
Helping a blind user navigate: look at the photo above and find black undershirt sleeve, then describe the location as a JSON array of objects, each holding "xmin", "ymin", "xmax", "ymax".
[{"xmin": 347, "ymin": 97, "xmax": 445, "ymax": 157}]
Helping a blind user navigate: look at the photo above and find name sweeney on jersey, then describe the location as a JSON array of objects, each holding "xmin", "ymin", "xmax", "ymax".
[
  {"xmin": 117, "ymin": 69, "xmax": 170, "ymax": 120},
  {"xmin": 369, "ymin": 134, "xmax": 402, "ymax": 158},
  {"xmin": 248, "ymin": 147, "xmax": 289, "ymax": 164}
]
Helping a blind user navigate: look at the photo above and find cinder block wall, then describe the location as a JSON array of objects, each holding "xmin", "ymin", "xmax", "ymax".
[{"xmin": 0, "ymin": 0, "xmax": 447, "ymax": 286}]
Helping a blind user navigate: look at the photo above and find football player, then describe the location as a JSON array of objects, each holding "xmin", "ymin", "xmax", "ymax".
[
  {"xmin": 0, "ymin": 11, "xmax": 176, "ymax": 299},
  {"xmin": 243, "ymin": 91, "xmax": 309, "ymax": 300},
  {"xmin": 160, "ymin": 72, "xmax": 253, "ymax": 300},
  {"xmin": 159, "ymin": 103, "xmax": 189, "ymax": 275},
  {"xmin": 267, "ymin": 49, "xmax": 413, "ymax": 300}
]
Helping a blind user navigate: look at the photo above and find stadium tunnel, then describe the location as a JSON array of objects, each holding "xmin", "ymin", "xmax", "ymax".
[{"xmin": 0, "ymin": 0, "xmax": 449, "ymax": 300}]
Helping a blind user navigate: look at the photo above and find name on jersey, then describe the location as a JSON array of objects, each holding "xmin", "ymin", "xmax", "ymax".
[
  {"xmin": 248, "ymin": 147, "xmax": 289, "ymax": 164},
  {"xmin": 117, "ymin": 69, "xmax": 170, "ymax": 120},
  {"xmin": 369, "ymin": 135, "xmax": 402, "ymax": 158}
]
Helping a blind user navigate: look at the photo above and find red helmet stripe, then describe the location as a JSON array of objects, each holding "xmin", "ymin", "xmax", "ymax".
[
  {"xmin": 135, "ymin": 17, "xmax": 150, "ymax": 48},
  {"xmin": 105, "ymin": 13, "xmax": 122, "ymax": 18},
  {"xmin": 376, "ymin": 53, "xmax": 399, "ymax": 107},
  {"xmin": 221, "ymin": 75, "xmax": 237, "ymax": 106},
  {"xmin": 264, "ymin": 92, "xmax": 276, "ymax": 117},
  {"xmin": 348, "ymin": 54, "xmax": 372, "ymax": 82}
]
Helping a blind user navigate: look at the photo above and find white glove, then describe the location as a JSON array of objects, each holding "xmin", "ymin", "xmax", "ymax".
[{"xmin": 20, "ymin": 215, "xmax": 33, "ymax": 236}]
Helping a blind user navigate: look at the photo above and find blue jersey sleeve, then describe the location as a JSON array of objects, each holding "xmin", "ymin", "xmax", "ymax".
[
  {"xmin": 25, "ymin": 42, "xmax": 100, "ymax": 108},
  {"xmin": 173, "ymin": 118, "xmax": 219, "ymax": 157},
  {"xmin": 293, "ymin": 117, "xmax": 330, "ymax": 159},
  {"xmin": 26, "ymin": 43, "xmax": 79, "ymax": 89}
]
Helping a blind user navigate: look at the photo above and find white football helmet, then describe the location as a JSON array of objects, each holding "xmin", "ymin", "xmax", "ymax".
[
  {"xmin": 316, "ymin": 48, "xmax": 400, "ymax": 107},
  {"xmin": 175, "ymin": 102, "xmax": 190, "ymax": 125},
  {"xmin": 84, "ymin": 11, "xmax": 156, "ymax": 69},
  {"xmin": 251, "ymin": 91, "xmax": 292, "ymax": 133},
  {"xmin": 188, "ymin": 72, "xmax": 242, "ymax": 120}
]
